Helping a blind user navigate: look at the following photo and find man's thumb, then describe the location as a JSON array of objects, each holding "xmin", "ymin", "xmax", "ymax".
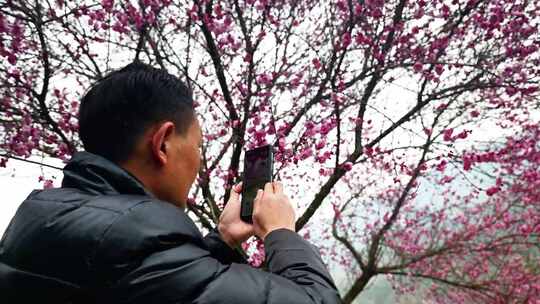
[
  {"xmin": 254, "ymin": 189, "xmax": 263, "ymax": 203},
  {"xmin": 229, "ymin": 184, "xmax": 240, "ymax": 200}
]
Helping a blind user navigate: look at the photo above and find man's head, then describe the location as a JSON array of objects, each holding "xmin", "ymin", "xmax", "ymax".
[{"xmin": 78, "ymin": 61, "xmax": 202, "ymax": 208}]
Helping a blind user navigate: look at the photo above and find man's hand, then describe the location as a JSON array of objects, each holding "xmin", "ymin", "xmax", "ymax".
[
  {"xmin": 218, "ymin": 183, "xmax": 255, "ymax": 248},
  {"xmin": 252, "ymin": 181, "xmax": 296, "ymax": 240}
]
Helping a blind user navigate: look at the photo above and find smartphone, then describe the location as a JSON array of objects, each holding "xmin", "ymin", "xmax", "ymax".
[{"xmin": 240, "ymin": 145, "xmax": 274, "ymax": 223}]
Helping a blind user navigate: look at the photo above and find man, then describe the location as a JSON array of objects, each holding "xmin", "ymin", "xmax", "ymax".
[{"xmin": 0, "ymin": 62, "xmax": 342, "ymax": 303}]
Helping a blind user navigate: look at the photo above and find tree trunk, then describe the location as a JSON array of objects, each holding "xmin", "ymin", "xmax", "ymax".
[{"xmin": 342, "ymin": 273, "xmax": 374, "ymax": 304}]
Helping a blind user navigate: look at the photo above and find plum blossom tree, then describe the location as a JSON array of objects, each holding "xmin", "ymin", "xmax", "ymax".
[{"xmin": 1, "ymin": 0, "xmax": 539, "ymax": 302}]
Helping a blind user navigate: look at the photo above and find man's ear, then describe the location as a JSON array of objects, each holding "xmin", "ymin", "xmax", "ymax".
[{"xmin": 150, "ymin": 121, "xmax": 176, "ymax": 166}]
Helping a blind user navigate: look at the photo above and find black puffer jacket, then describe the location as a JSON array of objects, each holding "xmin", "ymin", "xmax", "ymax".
[{"xmin": 0, "ymin": 151, "xmax": 341, "ymax": 303}]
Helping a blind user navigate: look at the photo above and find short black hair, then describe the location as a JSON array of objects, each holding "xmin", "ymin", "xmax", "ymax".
[{"xmin": 78, "ymin": 61, "xmax": 195, "ymax": 164}]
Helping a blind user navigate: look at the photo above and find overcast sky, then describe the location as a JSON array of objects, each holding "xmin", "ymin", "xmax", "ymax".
[{"xmin": 0, "ymin": 158, "xmax": 63, "ymax": 236}]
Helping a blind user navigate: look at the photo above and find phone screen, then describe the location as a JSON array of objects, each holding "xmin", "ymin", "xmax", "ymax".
[{"xmin": 241, "ymin": 145, "xmax": 273, "ymax": 222}]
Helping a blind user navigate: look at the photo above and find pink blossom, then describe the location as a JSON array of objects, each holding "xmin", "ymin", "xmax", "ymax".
[
  {"xmin": 256, "ymin": 73, "xmax": 273, "ymax": 86},
  {"xmin": 341, "ymin": 32, "xmax": 351, "ymax": 49},
  {"xmin": 354, "ymin": 4, "xmax": 363, "ymax": 16},
  {"xmin": 443, "ymin": 128, "xmax": 454, "ymax": 141},
  {"xmin": 435, "ymin": 64, "xmax": 444, "ymax": 75},
  {"xmin": 456, "ymin": 130, "xmax": 471, "ymax": 140},
  {"xmin": 436, "ymin": 160, "xmax": 447, "ymax": 172},
  {"xmin": 312, "ymin": 58, "xmax": 322, "ymax": 70},
  {"xmin": 413, "ymin": 62, "xmax": 423, "ymax": 72},
  {"xmin": 342, "ymin": 162, "xmax": 353, "ymax": 171},
  {"xmin": 486, "ymin": 186, "xmax": 500, "ymax": 196},
  {"xmin": 315, "ymin": 139, "xmax": 326, "ymax": 150},
  {"xmin": 439, "ymin": 175, "xmax": 454, "ymax": 184},
  {"xmin": 463, "ymin": 156, "xmax": 472, "ymax": 171},
  {"xmin": 101, "ymin": 0, "xmax": 114, "ymax": 11}
]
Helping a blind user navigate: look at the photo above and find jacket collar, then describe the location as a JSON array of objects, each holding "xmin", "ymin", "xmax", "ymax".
[{"xmin": 61, "ymin": 151, "xmax": 154, "ymax": 197}]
